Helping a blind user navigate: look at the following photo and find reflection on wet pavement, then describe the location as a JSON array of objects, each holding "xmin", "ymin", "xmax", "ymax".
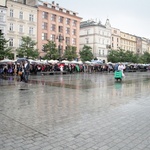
[{"xmin": 1, "ymin": 72, "xmax": 150, "ymax": 149}]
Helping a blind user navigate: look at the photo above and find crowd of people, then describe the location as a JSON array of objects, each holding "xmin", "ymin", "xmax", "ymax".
[{"xmin": 0, "ymin": 60, "xmax": 150, "ymax": 83}]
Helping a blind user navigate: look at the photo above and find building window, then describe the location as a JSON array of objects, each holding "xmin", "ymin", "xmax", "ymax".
[
  {"xmin": 117, "ymin": 38, "xmax": 119, "ymax": 42},
  {"xmin": 43, "ymin": 3, "xmax": 47, "ymax": 7},
  {"xmin": 102, "ymin": 50, "xmax": 104, "ymax": 55},
  {"xmin": 29, "ymin": 14, "xmax": 34, "ymax": 21},
  {"xmin": 73, "ymin": 29, "xmax": 76, "ymax": 35},
  {"xmin": 42, "ymin": 22, "xmax": 47, "ymax": 30},
  {"xmin": 58, "ymin": 16, "xmax": 63, "ymax": 23},
  {"xmin": 42, "ymin": 12, "xmax": 48, "ymax": 19},
  {"xmin": 9, "ymin": 38, "xmax": 13, "ymax": 46},
  {"xmin": 19, "ymin": 11, "xmax": 23, "ymax": 19},
  {"xmin": 66, "ymin": 18, "xmax": 70, "ymax": 25},
  {"xmin": 50, "ymin": 34, "xmax": 55, "ymax": 41},
  {"xmin": 72, "ymin": 20, "xmax": 76, "ymax": 26},
  {"xmin": 51, "ymin": 24, "xmax": 56, "ymax": 31},
  {"xmin": 19, "ymin": 39, "xmax": 23, "ymax": 46},
  {"xmin": 29, "ymin": 27, "xmax": 33, "ymax": 35},
  {"xmin": 9, "ymin": 23, "xmax": 13, "ymax": 31},
  {"xmin": 112, "ymin": 43, "xmax": 114, "ymax": 48},
  {"xmin": 87, "ymin": 30, "xmax": 89, "ymax": 35},
  {"xmin": 66, "ymin": 37, "xmax": 70, "ymax": 45},
  {"xmin": 0, "ymin": 27, "xmax": 4, "ymax": 33},
  {"xmin": 51, "ymin": 14, "xmax": 56, "ymax": 21},
  {"xmin": 19, "ymin": 25, "xmax": 23, "ymax": 33},
  {"xmin": 0, "ymin": 15, "xmax": 4, "ymax": 22},
  {"xmin": 58, "ymin": 26, "xmax": 63, "ymax": 33},
  {"xmin": 10, "ymin": 9, "xmax": 13, "ymax": 17},
  {"xmin": 42, "ymin": 33, "xmax": 47, "ymax": 40},
  {"xmin": 72, "ymin": 38, "xmax": 76, "ymax": 45},
  {"xmin": 59, "ymin": 8, "xmax": 63, "ymax": 12},
  {"xmin": 66, "ymin": 27, "xmax": 70, "ymax": 34},
  {"xmin": 85, "ymin": 38, "xmax": 89, "ymax": 44},
  {"xmin": 99, "ymin": 49, "xmax": 101, "ymax": 56}
]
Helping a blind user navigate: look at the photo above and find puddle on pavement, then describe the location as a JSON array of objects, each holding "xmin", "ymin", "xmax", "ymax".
[{"xmin": 19, "ymin": 89, "xmax": 29, "ymax": 90}]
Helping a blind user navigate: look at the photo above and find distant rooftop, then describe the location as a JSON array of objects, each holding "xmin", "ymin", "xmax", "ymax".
[
  {"xmin": 38, "ymin": 0, "xmax": 79, "ymax": 17},
  {"xmin": 80, "ymin": 19, "xmax": 105, "ymax": 28}
]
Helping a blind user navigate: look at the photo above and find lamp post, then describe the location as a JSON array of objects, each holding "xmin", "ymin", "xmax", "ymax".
[{"xmin": 57, "ymin": 34, "xmax": 64, "ymax": 61}]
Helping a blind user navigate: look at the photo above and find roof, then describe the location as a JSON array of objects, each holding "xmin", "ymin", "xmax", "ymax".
[{"xmin": 80, "ymin": 20, "xmax": 106, "ymax": 28}]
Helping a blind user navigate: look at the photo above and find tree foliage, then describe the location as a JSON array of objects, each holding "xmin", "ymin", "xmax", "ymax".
[
  {"xmin": 16, "ymin": 36, "xmax": 39, "ymax": 59},
  {"xmin": 0, "ymin": 32, "xmax": 12, "ymax": 60},
  {"xmin": 139, "ymin": 52, "xmax": 150, "ymax": 64},
  {"xmin": 107, "ymin": 49, "xmax": 150, "ymax": 63},
  {"xmin": 43, "ymin": 40, "xmax": 59, "ymax": 60},
  {"xmin": 63, "ymin": 46, "xmax": 78, "ymax": 61},
  {"xmin": 79, "ymin": 45, "xmax": 94, "ymax": 62}
]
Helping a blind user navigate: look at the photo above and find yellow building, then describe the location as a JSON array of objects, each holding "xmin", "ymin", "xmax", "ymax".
[{"xmin": 120, "ymin": 31, "xmax": 136, "ymax": 53}]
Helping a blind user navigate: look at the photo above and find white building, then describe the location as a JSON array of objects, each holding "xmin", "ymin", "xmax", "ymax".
[
  {"xmin": 6, "ymin": 0, "xmax": 37, "ymax": 59},
  {"xmin": 0, "ymin": 1, "xmax": 7, "ymax": 36},
  {"xmin": 80, "ymin": 19, "xmax": 111, "ymax": 62}
]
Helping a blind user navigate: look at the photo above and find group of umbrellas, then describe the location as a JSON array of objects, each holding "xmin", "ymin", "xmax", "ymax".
[{"xmin": 0, "ymin": 58, "xmax": 107, "ymax": 65}]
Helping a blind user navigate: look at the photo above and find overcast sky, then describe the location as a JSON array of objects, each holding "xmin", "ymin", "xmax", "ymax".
[{"xmin": 46, "ymin": 0, "xmax": 150, "ymax": 38}]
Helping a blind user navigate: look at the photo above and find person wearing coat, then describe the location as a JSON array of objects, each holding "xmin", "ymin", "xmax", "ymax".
[{"xmin": 24, "ymin": 60, "xmax": 30, "ymax": 83}]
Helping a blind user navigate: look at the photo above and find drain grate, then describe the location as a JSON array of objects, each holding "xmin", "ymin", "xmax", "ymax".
[{"xmin": 19, "ymin": 89, "xmax": 29, "ymax": 90}]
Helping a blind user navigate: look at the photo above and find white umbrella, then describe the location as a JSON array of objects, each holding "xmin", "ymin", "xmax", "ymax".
[
  {"xmin": 61, "ymin": 60, "xmax": 70, "ymax": 64},
  {"xmin": 77, "ymin": 61, "xmax": 83, "ymax": 64},
  {"xmin": 0, "ymin": 59, "xmax": 14, "ymax": 63},
  {"xmin": 85, "ymin": 61, "xmax": 91, "ymax": 64},
  {"xmin": 70, "ymin": 60, "xmax": 78, "ymax": 64}
]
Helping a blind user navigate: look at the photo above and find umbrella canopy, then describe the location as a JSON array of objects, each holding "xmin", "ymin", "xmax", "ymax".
[
  {"xmin": 70, "ymin": 60, "xmax": 78, "ymax": 64},
  {"xmin": 61, "ymin": 60, "xmax": 70, "ymax": 64},
  {"xmin": 85, "ymin": 61, "xmax": 91, "ymax": 64},
  {"xmin": 77, "ymin": 61, "xmax": 83, "ymax": 64},
  {"xmin": 16, "ymin": 58, "xmax": 28, "ymax": 63},
  {"xmin": 0, "ymin": 59, "xmax": 14, "ymax": 63}
]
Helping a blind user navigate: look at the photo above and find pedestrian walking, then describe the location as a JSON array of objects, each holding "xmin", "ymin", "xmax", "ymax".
[{"xmin": 24, "ymin": 60, "xmax": 30, "ymax": 83}]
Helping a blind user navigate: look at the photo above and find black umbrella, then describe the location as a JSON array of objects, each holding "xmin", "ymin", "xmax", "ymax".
[{"xmin": 16, "ymin": 58, "xmax": 28, "ymax": 63}]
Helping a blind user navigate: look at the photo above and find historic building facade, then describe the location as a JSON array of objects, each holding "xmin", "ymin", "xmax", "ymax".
[
  {"xmin": 120, "ymin": 31, "xmax": 136, "ymax": 53},
  {"xmin": 6, "ymin": 0, "xmax": 37, "ymax": 59},
  {"xmin": 111, "ymin": 28, "xmax": 121, "ymax": 50},
  {"xmin": 37, "ymin": 1, "xmax": 82, "ymax": 58},
  {"xmin": 0, "ymin": 0, "xmax": 7, "ymax": 35},
  {"xmin": 80, "ymin": 19, "xmax": 111, "ymax": 62}
]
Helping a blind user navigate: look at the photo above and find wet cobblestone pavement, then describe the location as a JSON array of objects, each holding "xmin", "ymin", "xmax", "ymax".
[{"xmin": 1, "ymin": 72, "xmax": 150, "ymax": 150}]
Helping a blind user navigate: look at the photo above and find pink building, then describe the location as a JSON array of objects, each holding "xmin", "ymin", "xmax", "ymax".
[{"xmin": 37, "ymin": 1, "xmax": 82, "ymax": 58}]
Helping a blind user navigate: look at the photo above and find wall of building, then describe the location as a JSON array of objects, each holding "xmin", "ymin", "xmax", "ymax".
[
  {"xmin": 6, "ymin": 0, "xmax": 37, "ymax": 59},
  {"xmin": 80, "ymin": 20, "xmax": 111, "ymax": 62},
  {"xmin": 37, "ymin": 1, "xmax": 82, "ymax": 58},
  {"xmin": 120, "ymin": 32, "xmax": 136, "ymax": 53},
  {"xmin": 111, "ymin": 28, "xmax": 120, "ymax": 50},
  {"xmin": 0, "ymin": 6, "xmax": 7, "ymax": 36}
]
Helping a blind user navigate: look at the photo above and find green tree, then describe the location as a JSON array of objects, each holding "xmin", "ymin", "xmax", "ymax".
[
  {"xmin": 108, "ymin": 49, "xmax": 139, "ymax": 63},
  {"xmin": 43, "ymin": 40, "xmax": 59, "ymax": 60},
  {"xmin": 0, "ymin": 31, "xmax": 12, "ymax": 60},
  {"xmin": 139, "ymin": 52, "xmax": 150, "ymax": 64},
  {"xmin": 63, "ymin": 45, "xmax": 78, "ymax": 61},
  {"xmin": 107, "ymin": 50, "xmax": 120, "ymax": 63},
  {"xmin": 16, "ymin": 36, "xmax": 39, "ymax": 59},
  {"xmin": 79, "ymin": 45, "xmax": 94, "ymax": 62}
]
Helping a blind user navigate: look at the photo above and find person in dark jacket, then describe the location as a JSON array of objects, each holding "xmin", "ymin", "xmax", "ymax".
[{"xmin": 24, "ymin": 60, "xmax": 30, "ymax": 83}]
